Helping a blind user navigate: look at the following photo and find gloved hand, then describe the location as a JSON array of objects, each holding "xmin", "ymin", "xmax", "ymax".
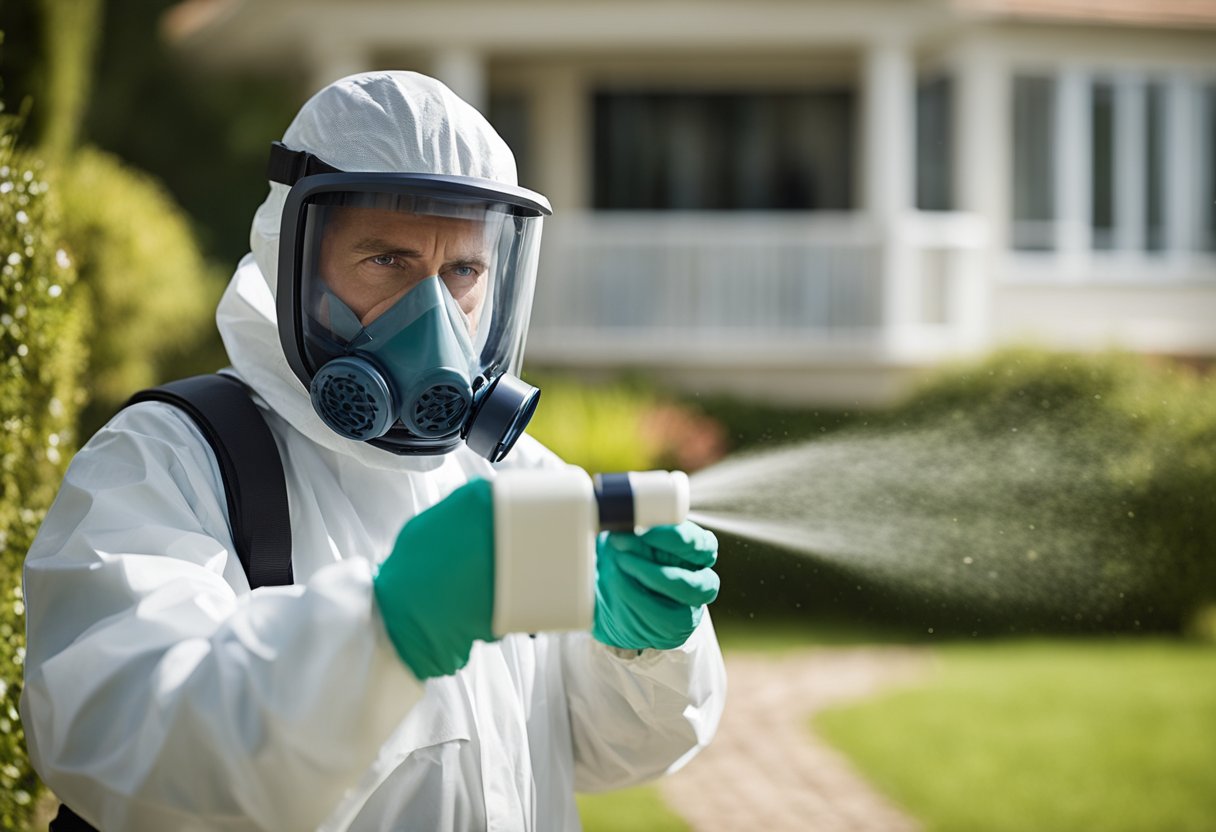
[
  {"xmin": 592, "ymin": 521, "xmax": 720, "ymax": 651},
  {"xmin": 373, "ymin": 479, "xmax": 494, "ymax": 680}
]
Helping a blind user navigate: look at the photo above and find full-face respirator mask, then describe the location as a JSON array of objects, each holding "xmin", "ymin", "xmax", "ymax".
[{"xmin": 270, "ymin": 142, "xmax": 551, "ymax": 461}]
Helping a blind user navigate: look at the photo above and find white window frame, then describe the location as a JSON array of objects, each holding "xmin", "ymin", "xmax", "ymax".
[{"xmin": 1006, "ymin": 63, "xmax": 1216, "ymax": 285}]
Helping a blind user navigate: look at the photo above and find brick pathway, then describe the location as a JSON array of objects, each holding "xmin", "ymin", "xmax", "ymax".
[{"xmin": 659, "ymin": 647, "xmax": 931, "ymax": 831}]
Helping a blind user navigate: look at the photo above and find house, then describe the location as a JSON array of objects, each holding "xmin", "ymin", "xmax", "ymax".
[{"xmin": 167, "ymin": 0, "xmax": 1216, "ymax": 404}]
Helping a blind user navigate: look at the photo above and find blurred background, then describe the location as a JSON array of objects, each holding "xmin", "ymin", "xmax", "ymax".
[{"xmin": 1, "ymin": 0, "xmax": 1214, "ymax": 830}]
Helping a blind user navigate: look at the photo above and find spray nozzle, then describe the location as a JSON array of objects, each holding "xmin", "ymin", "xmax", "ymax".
[{"xmin": 593, "ymin": 470, "xmax": 691, "ymax": 531}]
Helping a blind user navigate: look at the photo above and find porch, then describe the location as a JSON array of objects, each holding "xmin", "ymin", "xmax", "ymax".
[{"xmin": 527, "ymin": 211, "xmax": 989, "ymax": 368}]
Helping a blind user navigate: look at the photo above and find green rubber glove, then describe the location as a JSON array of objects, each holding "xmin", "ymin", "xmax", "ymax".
[
  {"xmin": 373, "ymin": 479, "xmax": 495, "ymax": 680},
  {"xmin": 592, "ymin": 521, "xmax": 720, "ymax": 651}
]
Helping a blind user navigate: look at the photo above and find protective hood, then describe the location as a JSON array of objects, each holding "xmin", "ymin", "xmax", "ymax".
[{"xmin": 218, "ymin": 71, "xmax": 524, "ymax": 472}]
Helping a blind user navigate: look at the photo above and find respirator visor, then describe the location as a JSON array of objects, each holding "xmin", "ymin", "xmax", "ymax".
[{"xmin": 276, "ymin": 167, "xmax": 549, "ymax": 457}]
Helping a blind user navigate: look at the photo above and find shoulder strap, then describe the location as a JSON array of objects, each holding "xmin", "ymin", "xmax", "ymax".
[{"xmin": 127, "ymin": 374, "xmax": 294, "ymax": 589}]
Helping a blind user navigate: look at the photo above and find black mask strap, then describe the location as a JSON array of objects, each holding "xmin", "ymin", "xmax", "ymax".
[{"xmin": 267, "ymin": 141, "xmax": 343, "ymax": 186}]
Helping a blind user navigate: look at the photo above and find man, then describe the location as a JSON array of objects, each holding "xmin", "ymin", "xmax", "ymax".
[{"xmin": 20, "ymin": 71, "xmax": 725, "ymax": 830}]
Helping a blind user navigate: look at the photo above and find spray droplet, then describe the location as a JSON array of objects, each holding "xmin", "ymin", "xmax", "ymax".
[
  {"xmin": 1026, "ymin": 550, "xmax": 1039, "ymax": 561},
  {"xmin": 963, "ymin": 556, "xmax": 974, "ymax": 565}
]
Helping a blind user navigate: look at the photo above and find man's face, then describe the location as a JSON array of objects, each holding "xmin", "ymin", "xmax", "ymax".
[{"xmin": 318, "ymin": 205, "xmax": 493, "ymax": 328}]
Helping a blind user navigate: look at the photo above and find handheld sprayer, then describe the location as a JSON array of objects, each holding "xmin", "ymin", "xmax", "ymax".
[{"xmin": 489, "ymin": 468, "xmax": 690, "ymax": 636}]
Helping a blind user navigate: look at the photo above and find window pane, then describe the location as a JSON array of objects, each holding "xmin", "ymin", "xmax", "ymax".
[
  {"xmin": 916, "ymin": 76, "xmax": 953, "ymax": 211},
  {"xmin": 1090, "ymin": 80, "xmax": 1116, "ymax": 250},
  {"xmin": 1144, "ymin": 81, "xmax": 1166, "ymax": 253},
  {"xmin": 593, "ymin": 90, "xmax": 855, "ymax": 211},
  {"xmin": 1011, "ymin": 75, "xmax": 1056, "ymax": 250}
]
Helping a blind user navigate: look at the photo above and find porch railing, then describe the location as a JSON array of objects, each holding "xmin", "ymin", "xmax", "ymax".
[{"xmin": 526, "ymin": 211, "xmax": 988, "ymax": 366}]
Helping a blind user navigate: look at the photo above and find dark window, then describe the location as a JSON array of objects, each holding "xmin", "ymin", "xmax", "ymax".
[
  {"xmin": 1090, "ymin": 80, "xmax": 1116, "ymax": 250},
  {"xmin": 916, "ymin": 76, "xmax": 953, "ymax": 211},
  {"xmin": 488, "ymin": 91, "xmax": 531, "ymax": 187},
  {"xmin": 1011, "ymin": 75, "xmax": 1056, "ymax": 250},
  {"xmin": 1144, "ymin": 81, "xmax": 1166, "ymax": 253},
  {"xmin": 592, "ymin": 90, "xmax": 855, "ymax": 210}
]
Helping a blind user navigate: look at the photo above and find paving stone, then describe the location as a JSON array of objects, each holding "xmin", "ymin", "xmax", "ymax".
[{"xmin": 659, "ymin": 646, "xmax": 930, "ymax": 832}]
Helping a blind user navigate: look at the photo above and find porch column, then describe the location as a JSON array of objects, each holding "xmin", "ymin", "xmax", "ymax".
[
  {"xmin": 531, "ymin": 68, "xmax": 589, "ymax": 212},
  {"xmin": 953, "ymin": 41, "xmax": 1006, "ymax": 223},
  {"xmin": 950, "ymin": 40, "xmax": 1003, "ymax": 350},
  {"xmin": 429, "ymin": 50, "xmax": 487, "ymax": 114},
  {"xmin": 1056, "ymin": 65, "xmax": 1092, "ymax": 282},
  {"xmin": 863, "ymin": 39, "xmax": 913, "ymax": 219},
  {"xmin": 862, "ymin": 38, "xmax": 916, "ymax": 357},
  {"xmin": 1164, "ymin": 72, "xmax": 1196, "ymax": 266}
]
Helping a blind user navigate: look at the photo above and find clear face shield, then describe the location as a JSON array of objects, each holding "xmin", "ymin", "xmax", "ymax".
[{"xmin": 273, "ymin": 145, "xmax": 551, "ymax": 460}]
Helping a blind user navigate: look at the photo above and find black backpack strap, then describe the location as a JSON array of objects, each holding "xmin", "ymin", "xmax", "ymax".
[
  {"xmin": 49, "ymin": 804, "xmax": 95, "ymax": 831},
  {"xmin": 127, "ymin": 374, "xmax": 294, "ymax": 589},
  {"xmin": 53, "ymin": 376, "xmax": 294, "ymax": 830}
]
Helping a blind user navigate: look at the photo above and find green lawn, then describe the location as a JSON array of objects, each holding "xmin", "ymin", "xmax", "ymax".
[
  {"xmin": 713, "ymin": 614, "xmax": 924, "ymax": 653},
  {"xmin": 814, "ymin": 639, "xmax": 1216, "ymax": 832},
  {"xmin": 578, "ymin": 786, "xmax": 689, "ymax": 831},
  {"xmin": 574, "ymin": 617, "xmax": 906, "ymax": 830}
]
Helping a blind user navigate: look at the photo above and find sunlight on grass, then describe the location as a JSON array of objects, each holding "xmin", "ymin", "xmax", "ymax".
[
  {"xmin": 577, "ymin": 785, "xmax": 690, "ymax": 832},
  {"xmin": 813, "ymin": 639, "xmax": 1216, "ymax": 832}
]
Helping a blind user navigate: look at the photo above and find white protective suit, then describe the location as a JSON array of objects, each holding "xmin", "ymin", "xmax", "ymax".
[{"xmin": 20, "ymin": 71, "xmax": 726, "ymax": 832}]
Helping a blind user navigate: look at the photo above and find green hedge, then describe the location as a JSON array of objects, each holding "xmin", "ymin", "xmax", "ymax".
[
  {"xmin": 56, "ymin": 146, "xmax": 226, "ymax": 434},
  {"xmin": 0, "ymin": 114, "xmax": 86, "ymax": 830},
  {"xmin": 895, "ymin": 349, "xmax": 1215, "ymax": 630},
  {"xmin": 701, "ymin": 349, "xmax": 1216, "ymax": 635}
]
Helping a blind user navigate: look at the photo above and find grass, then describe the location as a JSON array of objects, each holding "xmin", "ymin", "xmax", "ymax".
[
  {"xmin": 574, "ymin": 615, "xmax": 916, "ymax": 830},
  {"xmin": 577, "ymin": 786, "xmax": 690, "ymax": 831},
  {"xmin": 713, "ymin": 613, "xmax": 927, "ymax": 654},
  {"xmin": 813, "ymin": 638, "xmax": 1216, "ymax": 832}
]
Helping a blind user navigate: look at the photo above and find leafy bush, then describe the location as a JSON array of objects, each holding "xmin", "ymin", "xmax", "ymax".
[
  {"xmin": 895, "ymin": 349, "xmax": 1216, "ymax": 630},
  {"xmin": 523, "ymin": 374, "xmax": 725, "ymax": 474},
  {"xmin": 700, "ymin": 349, "xmax": 1216, "ymax": 635},
  {"xmin": 56, "ymin": 146, "xmax": 227, "ymax": 434},
  {"xmin": 0, "ymin": 113, "xmax": 86, "ymax": 831}
]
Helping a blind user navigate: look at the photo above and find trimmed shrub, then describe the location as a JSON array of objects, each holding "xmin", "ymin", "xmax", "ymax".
[
  {"xmin": 890, "ymin": 349, "xmax": 1216, "ymax": 631},
  {"xmin": 700, "ymin": 349, "xmax": 1216, "ymax": 635},
  {"xmin": 523, "ymin": 374, "xmax": 726, "ymax": 474},
  {"xmin": 524, "ymin": 375, "xmax": 666, "ymax": 473},
  {"xmin": 55, "ymin": 146, "xmax": 227, "ymax": 433},
  {"xmin": 0, "ymin": 113, "xmax": 86, "ymax": 830}
]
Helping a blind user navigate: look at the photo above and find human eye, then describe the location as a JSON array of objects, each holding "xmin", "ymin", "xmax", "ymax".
[
  {"xmin": 445, "ymin": 262, "xmax": 485, "ymax": 281},
  {"xmin": 369, "ymin": 254, "xmax": 398, "ymax": 268}
]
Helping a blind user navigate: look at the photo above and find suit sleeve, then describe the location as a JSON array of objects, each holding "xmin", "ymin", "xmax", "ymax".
[
  {"xmin": 559, "ymin": 615, "xmax": 726, "ymax": 792},
  {"xmin": 503, "ymin": 434, "xmax": 728, "ymax": 792},
  {"xmin": 19, "ymin": 403, "xmax": 422, "ymax": 832}
]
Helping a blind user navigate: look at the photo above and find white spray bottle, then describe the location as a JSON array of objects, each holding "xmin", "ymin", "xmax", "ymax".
[{"xmin": 489, "ymin": 468, "xmax": 690, "ymax": 636}]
